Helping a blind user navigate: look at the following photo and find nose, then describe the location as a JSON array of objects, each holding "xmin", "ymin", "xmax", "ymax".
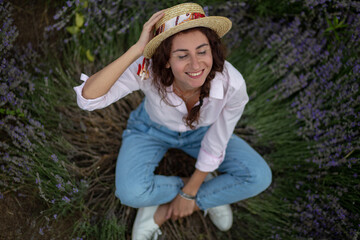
[{"xmin": 190, "ymin": 55, "xmax": 200, "ymax": 70}]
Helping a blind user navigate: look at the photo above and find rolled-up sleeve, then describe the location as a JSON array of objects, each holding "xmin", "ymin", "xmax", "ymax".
[
  {"xmin": 195, "ymin": 71, "xmax": 249, "ymax": 172},
  {"xmin": 73, "ymin": 57, "xmax": 143, "ymax": 111}
]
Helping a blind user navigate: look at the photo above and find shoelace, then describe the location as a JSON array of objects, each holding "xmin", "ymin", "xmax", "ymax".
[
  {"xmin": 152, "ymin": 228, "xmax": 162, "ymax": 240},
  {"xmin": 203, "ymin": 209, "xmax": 209, "ymax": 217},
  {"xmin": 139, "ymin": 225, "xmax": 161, "ymax": 240},
  {"xmin": 205, "ymin": 206, "xmax": 224, "ymax": 217}
]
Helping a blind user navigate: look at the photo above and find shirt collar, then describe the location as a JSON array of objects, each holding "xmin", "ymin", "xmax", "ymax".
[
  {"xmin": 166, "ymin": 73, "xmax": 224, "ymax": 101},
  {"xmin": 209, "ymin": 74, "xmax": 224, "ymax": 99}
]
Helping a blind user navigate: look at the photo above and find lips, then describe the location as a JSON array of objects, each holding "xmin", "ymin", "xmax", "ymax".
[{"xmin": 186, "ymin": 69, "xmax": 204, "ymax": 78}]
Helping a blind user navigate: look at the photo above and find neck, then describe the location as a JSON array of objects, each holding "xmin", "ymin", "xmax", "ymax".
[
  {"xmin": 173, "ymin": 82, "xmax": 200, "ymax": 96},
  {"xmin": 173, "ymin": 83, "xmax": 201, "ymax": 104}
]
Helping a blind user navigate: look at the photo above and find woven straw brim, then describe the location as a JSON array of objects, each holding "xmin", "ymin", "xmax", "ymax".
[
  {"xmin": 143, "ymin": 16, "xmax": 232, "ymax": 59},
  {"xmin": 155, "ymin": 3, "xmax": 205, "ymax": 29}
]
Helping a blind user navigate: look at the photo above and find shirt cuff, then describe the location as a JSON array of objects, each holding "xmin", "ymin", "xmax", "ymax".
[
  {"xmin": 73, "ymin": 73, "xmax": 106, "ymax": 111},
  {"xmin": 195, "ymin": 148, "xmax": 225, "ymax": 172}
]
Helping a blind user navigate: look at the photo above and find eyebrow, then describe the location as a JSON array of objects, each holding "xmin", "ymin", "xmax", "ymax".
[{"xmin": 172, "ymin": 43, "xmax": 209, "ymax": 53}]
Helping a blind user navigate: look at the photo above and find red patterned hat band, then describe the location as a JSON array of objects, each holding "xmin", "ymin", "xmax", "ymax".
[{"xmin": 155, "ymin": 12, "xmax": 206, "ymax": 36}]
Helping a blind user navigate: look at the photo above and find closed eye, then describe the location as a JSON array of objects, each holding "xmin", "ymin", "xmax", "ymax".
[{"xmin": 177, "ymin": 50, "xmax": 207, "ymax": 59}]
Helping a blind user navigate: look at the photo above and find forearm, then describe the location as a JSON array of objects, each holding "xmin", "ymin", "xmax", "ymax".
[
  {"xmin": 182, "ymin": 169, "xmax": 208, "ymax": 196},
  {"xmin": 82, "ymin": 44, "xmax": 142, "ymax": 99}
]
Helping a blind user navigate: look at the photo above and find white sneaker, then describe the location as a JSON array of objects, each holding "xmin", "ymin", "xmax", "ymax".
[
  {"xmin": 208, "ymin": 204, "xmax": 233, "ymax": 231},
  {"xmin": 204, "ymin": 172, "xmax": 233, "ymax": 231},
  {"xmin": 132, "ymin": 205, "xmax": 162, "ymax": 240}
]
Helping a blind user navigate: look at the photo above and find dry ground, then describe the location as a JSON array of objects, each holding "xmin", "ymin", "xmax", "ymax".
[
  {"xmin": 1, "ymin": 1, "xmax": 63, "ymax": 239},
  {"xmin": 2, "ymin": 1, "xmax": 267, "ymax": 239}
]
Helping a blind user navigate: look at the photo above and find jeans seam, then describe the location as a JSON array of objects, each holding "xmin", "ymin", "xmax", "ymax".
[
  {"xmin": 197, "ymin": 181, "xmax": 251, "ymax": 211},
  {"xmin": 154, "ymin": 177, "xmax": 183, "ymax": 189},
  {"xmin": 196, "ymin": 158, "xmax": 252, "ymax": 209},
  {"xmin": 198, "ymin": 181, "xmax": 245, "ymax": 199},
  {"xmin": 143, "ymin": 147, "xmax": 166, "ymax": 183}
]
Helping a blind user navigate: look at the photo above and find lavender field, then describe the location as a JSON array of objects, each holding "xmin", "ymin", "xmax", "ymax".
[{"xmin": 1, "ymin": 0, "xmax": 359, "ymax": 239}]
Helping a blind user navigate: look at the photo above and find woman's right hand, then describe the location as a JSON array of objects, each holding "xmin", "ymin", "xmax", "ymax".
[
  {"xmin": 134, "ymin": 10, "xmax": 165, "ymax": 55},
  {"xmin": 82, "ymin": 10, "xmax": 165, "ymax": 99}
]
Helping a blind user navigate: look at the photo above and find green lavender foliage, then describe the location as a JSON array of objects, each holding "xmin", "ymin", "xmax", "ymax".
[
  {"xmin": 1, "ymin": 0, "xmax": 359, "ymax": 239},
  {"xmin": 1, "ymin": 0, "xmax": 86, "ymax": 236}
]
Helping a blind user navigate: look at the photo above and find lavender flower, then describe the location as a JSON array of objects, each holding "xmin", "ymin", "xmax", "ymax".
[
  {"xmin": 221, "ymin": 0, "xmax": 359, "ymax": 238},
  {"xmin": 1, "ymin": 2, "xmax": 83, "ymax": 226},
  {"xmin": 62, "ymin": 196, "xmax": 71, "ymax": 203},
  {"xmin": 51, "ymin": 154, "xmax": 59, "ymax": 163}
]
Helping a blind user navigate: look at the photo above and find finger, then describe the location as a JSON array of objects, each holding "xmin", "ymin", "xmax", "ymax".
[
  {"xmin": 171, "ymin": 208, "xmax": 180, "ymax": 221},
  {"xmin": 144, "ymin": 15, "xmax": 164, "ymax": 31},
  {"xmin": 150, "ymin": 9, "xmax": 165, "ymax": 20},
  {"xmin": 165, "ymin": 206, "xmax": 172, "ymax": 220},
  {"xmin": 145, "ymin": 10, "xmax": 165, "ymax": 25},
  {"xmin": 171, "ymin": 213, "xmax": 179, "ymax": 221},
  {"xmin": 139, "ymin": 11, "xmax": 164, "ymax": 42}
]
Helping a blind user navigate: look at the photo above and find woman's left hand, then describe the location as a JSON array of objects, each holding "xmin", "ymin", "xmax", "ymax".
[{"xmin": 166, "ymin": 194, "xmax": 196, "ymax": 221}]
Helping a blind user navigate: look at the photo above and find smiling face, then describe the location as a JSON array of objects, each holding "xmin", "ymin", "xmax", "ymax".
[{"xmin": 166, "ymin": 30, "xmax": 213, "ymax": 92}]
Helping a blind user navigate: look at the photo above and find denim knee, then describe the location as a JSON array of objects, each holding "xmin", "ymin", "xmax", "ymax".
[
  {"xmin": 250, "ymin": 161, "xmax": 272, "ymax": 195},
  {"xmin": 230, "ymin": 159, "xmax": 272, "ymax": 199},
  {"xmin": 115, "ymin": 180, "xmax": 154, "ymax": 208}
]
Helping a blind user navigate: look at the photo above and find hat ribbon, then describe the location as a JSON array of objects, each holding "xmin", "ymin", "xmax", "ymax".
[
  {"xmin": 137, "ymin": 57, "xmax": 150, "ymax": 80},
  {"xmin": 155, "ymin": 12, "xmax": 206, "ymax": 36}
]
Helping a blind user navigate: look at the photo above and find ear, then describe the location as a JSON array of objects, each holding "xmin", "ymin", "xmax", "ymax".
[{"xmin": 166, "ymin": 62, "xmax": 170, "ymax": 68}]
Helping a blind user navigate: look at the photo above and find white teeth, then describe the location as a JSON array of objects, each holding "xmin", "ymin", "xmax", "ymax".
[{"xmin": 187, "ymin": 71, "xmax": 202, "ymax": 76}]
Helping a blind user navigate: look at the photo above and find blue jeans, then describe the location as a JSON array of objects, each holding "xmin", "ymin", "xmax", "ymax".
[{"xmin": 115, "ymin": 101, "xmax": 272, "ymax": 210}]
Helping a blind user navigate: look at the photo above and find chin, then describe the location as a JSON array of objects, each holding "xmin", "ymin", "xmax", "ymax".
[
  {"xmin": 188, "ymin": 78, "xmax": 206, "ymax": 88},
  {"xmin": 189, "ymin": 73, "xmax": 209, "ymax": 87}
]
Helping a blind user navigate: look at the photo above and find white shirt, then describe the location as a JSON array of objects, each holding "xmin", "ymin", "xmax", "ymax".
[{"xmin": 73, "ymin": 57, "xmax": 249, "ymax": 172}]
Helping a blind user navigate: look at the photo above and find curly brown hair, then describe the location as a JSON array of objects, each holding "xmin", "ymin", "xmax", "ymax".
[{"xmin": 151, "ymin": 27, "xmax": 226, "ymax": 129}]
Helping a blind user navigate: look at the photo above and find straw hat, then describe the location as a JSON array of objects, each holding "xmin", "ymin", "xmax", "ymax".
[{"xmin": 143, "ymin": 3, "xmax": 232, "ymax": 58}]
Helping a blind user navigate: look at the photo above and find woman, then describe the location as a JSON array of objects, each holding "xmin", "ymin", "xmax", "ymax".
[{"xmin": 74, "ymin": 3, "xmax": 272, "ymax": 240}]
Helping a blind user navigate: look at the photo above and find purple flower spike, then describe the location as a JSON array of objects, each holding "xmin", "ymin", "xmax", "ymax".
[{"xmin": 62, "ymin": 196, "xmax": 70, "ymax": 203}]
